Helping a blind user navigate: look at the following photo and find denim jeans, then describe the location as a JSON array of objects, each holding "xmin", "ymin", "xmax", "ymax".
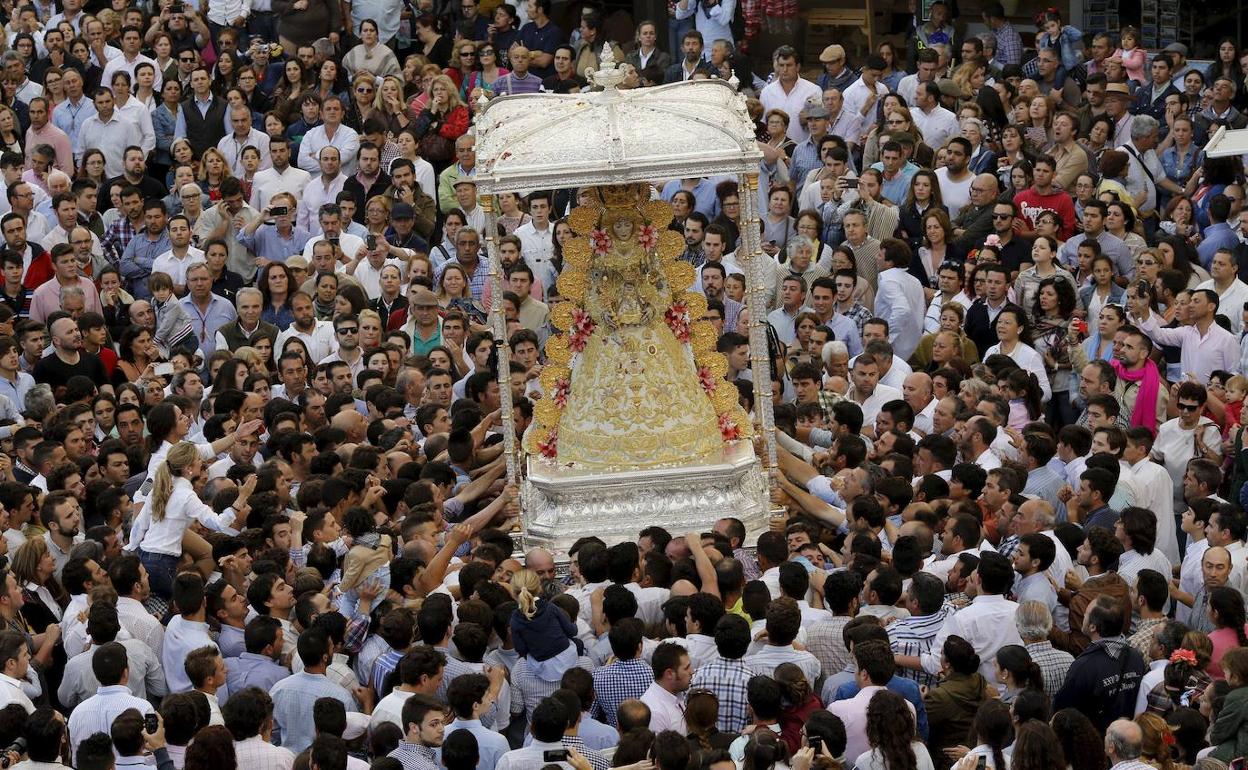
[{"xmin": 139, "ymin": 549, "xmax": 180, "ymax": 600}]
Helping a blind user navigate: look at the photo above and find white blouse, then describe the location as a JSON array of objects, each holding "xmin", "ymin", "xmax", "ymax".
[{"xmin": 129, "ymin": 477, "xmax": 239, "ymax": 557}]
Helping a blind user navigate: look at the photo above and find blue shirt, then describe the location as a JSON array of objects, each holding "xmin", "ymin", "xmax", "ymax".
[
  {"xmin": 226, "ymin": 652, "xmax": 289, "ymax": 694},
  {"xmin": 237, "ymin": 224, "xmax": 313, "ymax": 264},
  {"xmin": 1198, "ymin": 222, "xmax": 1239, "ymax": 269},
  {"xmin": 120, "ymin": 231, "xmax": 172, "ymax": 300},
  {"xmin": 269, "ymin": 671, "xmax": 356, "ymax": 753},
  {"xmin": 661, "ymin": 177, "xmax": 726, "ymax": 219},
  {"xmin": 53, "ymin": 97, "xmax": 96, "ymax": 158},
  {"xmin": 830, "ymin": 675, "xmax": 929, "ymax": 740},
  {"xmin": 218, "ymin": 623, "xmax": 245, "ymax": 658},
  {"xmin": 445, "ymin": 718, "xmax": 509, "ymax": 770},
  {"xmin": 179, "ymin": 293, "xmax": 237, "ymax": 359}
]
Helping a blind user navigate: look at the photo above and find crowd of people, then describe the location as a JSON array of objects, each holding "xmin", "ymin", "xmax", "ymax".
[{"xmin": 2, "ymin": 0, "xmax": 1248, "ymax": 770}]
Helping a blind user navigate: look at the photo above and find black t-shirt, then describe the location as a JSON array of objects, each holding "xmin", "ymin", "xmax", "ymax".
[
  {"xmin": 541, "ymin": 74, "xmax": 587, "ymax": 94},
  {"xmin": 33, "ymin": 351, "xmax": 108, "ymax": 400}
]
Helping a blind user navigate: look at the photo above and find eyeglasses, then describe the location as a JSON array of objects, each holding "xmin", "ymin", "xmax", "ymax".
[
  {"xmin": 179, "ymin": 56, "xmax": 195, "ymax": 62},
  {"xmin": 337, "ymin": 327, "xmax": 358, "ymax": 334},
  {"xmin": 1178, "ymin": 402, "xmax": 1202, "ymax": 412},
  {"xmin": 991, "ymin": 213, "xmax": 1012, "ymax": 219}
]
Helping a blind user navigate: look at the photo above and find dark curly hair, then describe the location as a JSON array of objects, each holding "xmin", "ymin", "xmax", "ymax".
[{"xmin": 865, "ymin": 690, "xmax": 917, "ymax": 770}]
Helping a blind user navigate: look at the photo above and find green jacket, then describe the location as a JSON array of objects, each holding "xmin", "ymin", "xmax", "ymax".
[
  {"xmin": 924, "ymin": 672, "xmax": 990, "ymax": 763},
  {"xmin": 1211, "ymin": 686, "xmax": 1248, "ymax": 762}
]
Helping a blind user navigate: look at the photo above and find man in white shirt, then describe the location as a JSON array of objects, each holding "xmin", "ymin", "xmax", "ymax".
[
  {"xmin": 638, "ymin": 642, "xmax": 692, "ymax": 735},
  {"xmin": 151, "ymin": 214, "xmax": 205, "ymax": 294},
  {"xmin": 844, "ymin": 354, "xmax": 902, "ymax": 428},
  {"xmin": 67, "ymin": 641, "xmax": 155, "ymax": 763},
  {"xmin": 874, "ymin": 239, "xmax": 925, "ymax": 360},
  {"xmin": 250, "ymin": 136, "xmax": 311, "ymax": 211},
  {"xmin": 514, "ymin": 191, "xmax": 557, "ymax": 288},
  {"xmin": 0, "ymin": 631, "xmax": 33, "ymax": 714},
  {"xmin": 495, "ymin": 698, "xmax": 577, "ymax": 770},
  {"xmin": 297, "ymin": 96, "xmax": 360, "ymax": 178},
  {"xmin": 841, "ymin": 55, "xmax": 890, "ymax": 140},
  {"xmin": 935, "ymin": 138, "xmax": 975, "ymax": 217},
  {"xmin": 300, "ymin": 147, "xmax": 347, "ymax": 235},
  {"xmin": 902, "ymin": 551, "xmax": 1022, "ymax": 685},
  {"xmin": 217, "ymin": 105, "xmax": 271, "ymax": 177},
  {"xmin": 276, "ymin": 292, "xmax": 337, "ymax": 364},
  {"xmin": 100, "ymin": 26, "xmax": 161, "ymax": 93},
  {"xmin": 911, "ymin": 81, "xmax": 961, "ymax": 151},
  {"xmin": 1196, "ymin": 248, "xmax": 1248, "ymax": 336},
  {"xmin": 758, "ymin": 46, "xmax": 823, "ymax": 143}
]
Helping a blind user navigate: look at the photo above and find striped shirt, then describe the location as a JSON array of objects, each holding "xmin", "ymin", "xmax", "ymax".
[{"xmin": 888, "ymin": 609, "xmax": 950, "ymax": 688}]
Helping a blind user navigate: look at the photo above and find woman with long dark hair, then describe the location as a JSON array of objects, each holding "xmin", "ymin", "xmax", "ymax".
[
  {"xmin": 925, "ymin": 636, "xmax": 991, "ymax": 765},
  {"xmin": 1031, "ymin": 274, "xmax": 1079, "ymax": 426},
  {"xmin": 994, "ymin": 645, "xmax": 1046, "ymax": 705},
  {"xmin": 983, "ymin": 307, "xmax": 1052, "ymax": 404},
  {"xmin": 258, "ymin": 263, "xmax": 295, "ymax": 330},
  {"xmin": 684, "ymin": 689, "xmax": 736, "ymax": 755},
  {"xmin": 1208, "ymin": 585, "xmax": 1248, "ymax": 679},
  {"xmin": 1011, "ymin": 720, "xmax": 1067, "ymax": 770},
  {"xmin": 857, "ymin": 689, "xmax": 931, "ymax": 770},
  {"xmin": 776, "ymin": 663, "xmax": 823, "ymax": 754},
  {"xmin": 1050, "ymin": 708, "xmax": 1109, "ymax": 770}
]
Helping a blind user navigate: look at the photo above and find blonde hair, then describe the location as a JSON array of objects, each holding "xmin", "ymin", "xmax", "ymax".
[
  {"xmin": 427, "ymin": 74, "xmax": 464, "ymax": 113},
  {"xmin": 1135, "ymin": 713, "xmax": 1176, "ymax": 770},
  {"xmin": 10, "ymin": 537, "xmax": 48, "ymax": 586},
  {"xmin": 512, "ymin": 568, "xmax": 541, "ymax": 619},
  {"xmin": 199, "ymin": 147, "xmax": 234, "ymax": 183},
  {"xmin": 150, "ymin": 441, "xmax": 201, "ymax": 522},
  {"xmin": 1227, "ymin": 375, "xmax": 1248, "ymax": 394}
]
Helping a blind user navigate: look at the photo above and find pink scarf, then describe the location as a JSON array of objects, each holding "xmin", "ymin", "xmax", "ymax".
[{"xmin": 1110, "ymin": 358, "xmax": 1161, "ymax": 434}]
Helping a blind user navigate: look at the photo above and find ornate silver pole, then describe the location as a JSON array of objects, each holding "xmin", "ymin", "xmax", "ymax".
[
  {"xmin": 481, "ymin": 194, "xmax": 517, "ymax": 484},
  {"xmin": 736, "ymin": 172, "xmax": 778, "ymax": 479}
]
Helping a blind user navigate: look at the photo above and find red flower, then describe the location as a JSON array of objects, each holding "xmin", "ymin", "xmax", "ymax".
[
  {"xmin": 538, "ymin": 429, "xmax": 558, "ymax": 459},
  {"xmin": 665, "ymin": 301, "xmax": 691, "ymax": 343},
  {"xmin": 568, "ymin": 309, "xmax": 596, "ymax": 353},
  {"xmin": 638, "ymin": 224, "xmax": 659, "ymax": 251},
  {"xmin": 697, "ymin": 366, "xmax": 717, "ymax": 394},
  {"xmin": 552, "ymin": 378, "xmax": 570, "ymax": 408},
  {"xmin": 590, "ymin": 229, "xmax": 611, "ymax": 256},
  {"xmin": 718, "ymin": 413, "xmax": 742, "ymax": 441}
]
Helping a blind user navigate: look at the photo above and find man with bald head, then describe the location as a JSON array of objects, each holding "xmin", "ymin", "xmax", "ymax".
[
  {"xmin": 331, "ymin": 408, "xmax": 367, "ymax": 444},
  {"xmin": 526, "ymin": 548, "xmax": 556, "ymax": 581},
  {"xmin": 1105, "ymin": 718, "xmax": 1146, "ymax": 769},
  {"xmin": 33, "ymin": 315, "xmax": 107, "ymax": 391},
  {"xmin": 952, "ymin": 173, "xmax": 1000, "ymax": 251},
  {"xmin": 902, "ymin": 373, "xmax": 934, "ymax": 434},
  {"xmin": 1173, "ymin": 544, "xmax": 1232, "ymax": 634}
]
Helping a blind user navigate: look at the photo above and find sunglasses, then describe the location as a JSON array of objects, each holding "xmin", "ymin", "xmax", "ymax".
[
  {"xmin": 992, "ymin": 213, "xmax": 1013, "ymax": 219},
  {"xmin": 356, "ymin": 87, "xmax": 373, "ymax": 93},
  {"xmin": 1178, "ymin": 402, "xmax": 1201, "ymax": 412},
  {"xmin": 337, "ymin": 327, "xmax": 359, "ymax": 334}
]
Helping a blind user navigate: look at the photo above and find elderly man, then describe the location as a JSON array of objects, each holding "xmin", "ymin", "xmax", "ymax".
[
  {"xmin": 217, "ymin": 106, "xmax": 271, "ymax": 176},
  {"xmin": 1104, "ymin": 719, "xmax": 1151, "ymax": 770},
  {"xmin": 214, "ymin": 287, "xmax": 277, "ymax": 353},
  {"xmin": 180, "ymin": 262, "xmax": 235, "ymax": 359},
  {"xmin": 951, "ymin": 174, "xmax": 999, "ymax": 251}
]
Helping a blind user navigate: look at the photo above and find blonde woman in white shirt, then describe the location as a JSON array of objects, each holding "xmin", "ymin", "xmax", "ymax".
[{"xmin": 131, "ymin": 441, "xmax": 255, "ymax": 602}]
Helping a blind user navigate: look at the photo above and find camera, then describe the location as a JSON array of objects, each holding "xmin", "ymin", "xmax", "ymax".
[
  {"xmin": 542, "ymin": 749, "xmax": 569, "ymax": 762},
  {"xmin": 271, "ymin": 205, "xmax": 288, "ymax": 216},
  {"xmin": 1, "ymin": 737, "xmax": 26, "ymax": 768},
  {"xmin": 169, "ymin": 2, "xmax": 184, "ymax": 12}
]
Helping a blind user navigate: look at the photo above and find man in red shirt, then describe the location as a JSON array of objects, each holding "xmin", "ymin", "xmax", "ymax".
[{"xmin": 1013, "ymin": 154, "xmax": 1078, "ymax": 240}]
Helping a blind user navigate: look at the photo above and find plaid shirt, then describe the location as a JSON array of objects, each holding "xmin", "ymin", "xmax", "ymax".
[
  {"xmin": 591, "ymin": 657, "xmax": 652, "ymax": 728},
  {"xmin": 1129, "ymin": 618, "xmax": 1165, "ymax": 658},
  {"xmin": 997, "ymin": 535, "xmax": 1020, "ymax": 560},
  {"xmin": 1024, "ymin": 640, "xmax": 1075, "ymax": 701},
  {"xmin": 837, "ymin": 301, "xmax": 872, "ymax": 336},
  {"xmin": 387, "ymin": 742, "xmax": 438, "ymax": 770},
  {"xmin": 690, "ymin": 655, "xmax": 751, "ymax": 733},
  {"xmin": 101, "ymin": 216, "xmax": 140, "ymax": 267},
  {"xmin": 806, "ymin": 616, "xmax": 853, "ymax": 680},
  {"xmin": 993, "ymin": 21, "xmax": 1023, "ymax": 65}
]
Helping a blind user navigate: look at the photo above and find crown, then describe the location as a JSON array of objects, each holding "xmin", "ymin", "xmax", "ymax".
[{"xmin": 596, "ymin": 183, "xmax": 650, "ymax": 208}]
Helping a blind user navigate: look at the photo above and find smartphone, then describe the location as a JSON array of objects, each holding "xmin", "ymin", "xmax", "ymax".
[
  {"xmin": 366, "ymin": 234, "xmax": 378, "ymax": 250},
  {"xmin": 808, "ymin": 736, "xmax": 823, "ymax": 753},
  {"xmin": 542, "ymin": 749, "xmax": 568, "ymax": 762},
  {"xmin": 271, "ymin": 205, "xmax": 288, "ymax": 217},
  {"xmin": 976, "ymin": 757, "xmax": 987, "ymax": 770},
  {"xmin": 327, "ymin": 236, "xmax": 339, "ymax": 246},
  {"xmin": 155, "ymin": 363, "xmax": 174, "ymax": 377},
  {"xmin": 144, "ymin": 713, "xmax": 159, "ymax": 735}
]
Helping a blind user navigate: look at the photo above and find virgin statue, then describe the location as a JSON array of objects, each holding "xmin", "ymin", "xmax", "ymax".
[{"xmin": 526, "ymin": 182, "xmax": 749, "ymax": 470}]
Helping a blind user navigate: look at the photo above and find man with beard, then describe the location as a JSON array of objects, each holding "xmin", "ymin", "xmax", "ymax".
[
  {"xmin": 275, "ymin": 291, "xmax": 335, "ymax": 364},
  {"xmin": 663, "ymin": 29, "xmax": 713, "ymax": 84},
  {"xmin": 323, "ymin": 315, "xmax": 364, "ymax": 381},
  {"xmin": 33, "ymin": 316, "xmax": 106, "ymax": 394},
  {"xmin": 42, "ymin": 489, "xmax": 84, "ymax": 578}
]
